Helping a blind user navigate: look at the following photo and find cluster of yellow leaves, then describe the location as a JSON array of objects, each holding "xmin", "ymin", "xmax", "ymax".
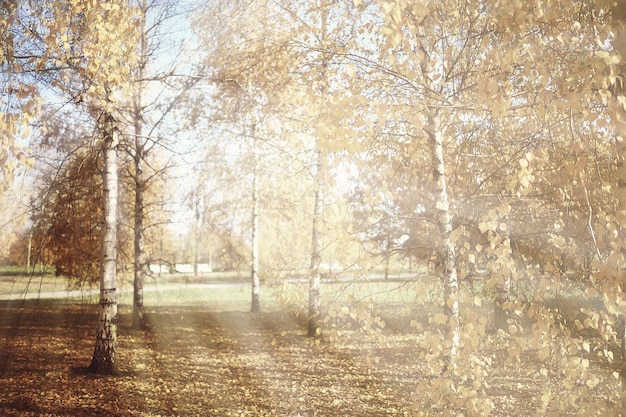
[
  {"xmin": 64, "ymin": 1, "xmax": 139, "ymax": 107},
  {"xmin": 0, "ymin": 0, "xmax": 140, "ymax": 186},
  {"xmin": 378, "ymin": 0, "xmax": 429, "ymax": 50}
]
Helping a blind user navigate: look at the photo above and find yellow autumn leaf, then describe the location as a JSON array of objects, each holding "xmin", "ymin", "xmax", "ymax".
[
  {"xmin": 585, "ymin": 377, "xmax": 599, "ymax": 389},
  {"xmin": 433, "ymin": 313, "xmax": 446, "ymax": 326},
  {"xmin": 519, "ymin": 158, "xmax": 529, "ymax": 169}
]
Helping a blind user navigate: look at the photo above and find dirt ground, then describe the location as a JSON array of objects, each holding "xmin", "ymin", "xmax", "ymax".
[{"xmin": 0, "ymin": 298, "xmax": 622, "ymax": 416}]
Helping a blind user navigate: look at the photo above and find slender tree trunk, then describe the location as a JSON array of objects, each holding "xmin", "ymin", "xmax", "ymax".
[
  {"xmin": 428, "ymin": 111, "xmax": 459, "ymax": 363},
  {"xmin": 250, "ymin": 132, "xmax": 261, "ymax": 313},
  {"xmin": 308, "ymin": 149, "xmax": 323, "ymax": 337},
  {"xmin": 132, "ymin": 1, "xmax": 147, "ymax": 330},
  {"xmin": 132, "ymin": 128, "xmax": 146, "ymax": 330},
  {"xmin": 131, "ymin": 69, "xmax": 146, "ymax": 329},
  {"xmin": 194, "ymin": 193, "xmax": 200, "ymax": 276},
  {"xmin": 26, "ymin": 231, "xmax": 32, "ymax": 275},
  {"xmin": 88, "ymin": 113, "xmax": 119, "ymax": 375}
]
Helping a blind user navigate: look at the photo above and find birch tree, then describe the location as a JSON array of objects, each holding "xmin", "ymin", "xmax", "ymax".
[
  {"xmin": 362, "ymin": 2, "xmax": 620, "ymax": 412},
  {"xmin": 359, "ymin": 0, "xmax": 498, "ymax": 364},
  {"xmin": 75, "ymin": 3, "xmax": 138, "ymax": 375},
  {"xmin": 308, "ymin": 148, "xmax": 323, "ymax": 336},
  {"xmin": 263, "ymin": 0, "xmax": 361, "ymax": 336},
  {"xmin": 193, "ymin": 0, "xmax": 300, "ymax": 313},
  {"xmin": 88, "ymin": 112, "xmax": 121, "ymax": 374},
  {"xmin": 250, "ymin": 124, "xmax": 261, "ymax": 313},
  {"xmin": 5, "ymin": 0, "xmax": 139, "ymax": 374}
]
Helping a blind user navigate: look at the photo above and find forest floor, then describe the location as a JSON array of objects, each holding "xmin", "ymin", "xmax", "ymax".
[{"xmin": 0, "ymin": 280, "xmax": 623, "ymax": 416}]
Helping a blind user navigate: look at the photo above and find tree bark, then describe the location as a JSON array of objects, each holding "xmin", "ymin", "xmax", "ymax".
[
  {"xmin": 132, "ymin": 119, "xmax": 146, "ymax": 330},
  {"xmin": 428, "ymin": 111, "xmax": 460, "ymax": 363},
  {"xmin": 132, "ymin": 0, "xmax": 148, "ymax": 330},
  {"xmin": 88, "ymin": 112, "xmax": 120, "ymax": 375},
  {"xmin": 26, "ymin": 231, "xmax": 32, "ymax": 275},
  {"xmin": 308, "ymin": 149, "xmax": 323, "ymax": 337},
  {"xmin": 194, "ymin": 192, "xmax": 200, "ymax": 276},
  {"xmin": 250, "ymin": 132, "xmax": 261, "ymax": 313}
]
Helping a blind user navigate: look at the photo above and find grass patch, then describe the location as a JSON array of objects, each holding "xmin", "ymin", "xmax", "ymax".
[
  {"xmin": 0, "ymin": 274, "xmax": 68, "ymax": 296},
  {"xmin": 0, "ymin": 265, "xmax": 54, "ymax": 276}
]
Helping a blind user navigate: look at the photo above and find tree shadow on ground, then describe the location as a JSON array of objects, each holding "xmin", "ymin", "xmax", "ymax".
[
  {"xmin": 0, "ymin": 300, "xmax": 418, "ymax": 416},
  {"xmin": 0, "ymin": 299, "xmax": 622, "ymax": 416}
]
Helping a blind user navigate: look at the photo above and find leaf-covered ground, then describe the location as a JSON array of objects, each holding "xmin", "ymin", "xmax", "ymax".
[{"xmin": 0, "ymin": 296, "xmax": 622, "ymax": 416}]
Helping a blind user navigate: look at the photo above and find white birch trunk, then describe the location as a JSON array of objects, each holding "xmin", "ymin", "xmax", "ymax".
[
  {"xmin": 89, "ymin": 113, "xmax": 119, "ymax": 374},
  {"xmin": 194, "ymin": 194, "xmax": 200, "ymax": 277},
  {"xmin": 308, "ymin": 149, "xmax": 323, "ymax": 337},
  {"xmin": 250, "ymin": 134, "xmax": 261, "ymax": 313},
  {"xmin": 428, "ymin": 111, "xmax": 460, "ymax": 363}
]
